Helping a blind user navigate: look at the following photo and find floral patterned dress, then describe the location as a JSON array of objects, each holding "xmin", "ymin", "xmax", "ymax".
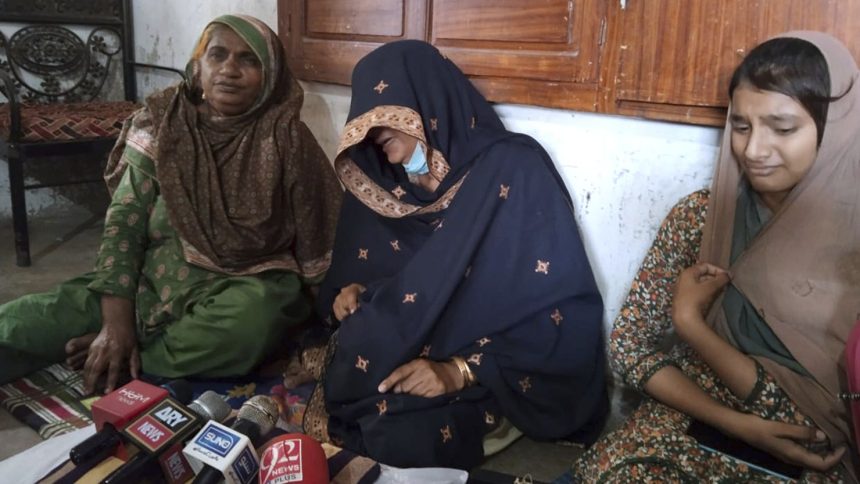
[
  {"xmin": 0, "ymin": 163, "xmax": 311, "ymax": 381},
  {"xmin": 572, "ymin": 190, "xmax": 844, "ymax": 483},
  {"xmin": 91, "ymin": 162, "xmax": 225, "ymax": 336}
]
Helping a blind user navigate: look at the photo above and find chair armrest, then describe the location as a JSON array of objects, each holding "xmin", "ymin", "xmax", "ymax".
[{"xmin": 0, "ymin": 68, "xmax": 22, "ymax": 143}]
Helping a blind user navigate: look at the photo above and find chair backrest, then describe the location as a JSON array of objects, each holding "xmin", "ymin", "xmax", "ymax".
[{"xmin": 0, "ymin": 0, "xmax": 135, "ymax": 105}]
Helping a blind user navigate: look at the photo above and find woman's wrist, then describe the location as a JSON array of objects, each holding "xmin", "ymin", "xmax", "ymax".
[
  {"xmin": 449, "ymin": 356, "xmax": 476, "ymax": 389},
  {"xmin": 672, "ymin": 309, "xmax": 707, "ymax": 342},
  {"xmin": 710, "ymin": 406, "xmax": 753, "ymax": 440},
  {"xmin": 100, "ymin": 295, "xmax": 135, "ymax": 330}
]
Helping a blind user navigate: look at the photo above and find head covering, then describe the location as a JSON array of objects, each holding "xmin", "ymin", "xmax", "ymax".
[
  {"xmin": 701, "ymin": 32, "xmax": 860, "ymax": 456},
  {"xmin": 317, "ymin": 41, "xmax": 607, "ymax": 469},
  {"xmin": 104, "ymin": 14, "xmax": 342, "ymax": 277},
  {"xmin": 333, "ymin": 40, "xmax": 510, "ymax": 218}
]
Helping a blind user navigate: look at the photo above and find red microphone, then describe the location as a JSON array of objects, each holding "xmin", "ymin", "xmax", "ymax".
[
  {"xmin": 91, "ymin": 380, "xmax": 172, "ymax": 430},
  {"xmin": 71, "ymin": 380, "xmax": 190, "ymax": 464},
  {"xmin": 258, "ymin": 434, "xmax": 328, "ymax": 484}
]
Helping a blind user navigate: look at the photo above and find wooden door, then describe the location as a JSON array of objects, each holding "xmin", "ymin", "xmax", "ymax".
[
  {"xmin": 607, "ymin": 0, "xmax": 860, "ymax": 125},
  {"xmin": 429, "ymin": 0, "xmax": 607, "ymax": 111},
  {"xmin": 278, "ymin": 0, "xmax": 427, "ymax": 85},
  {"xmin": 279, "ymin": 0, "xmax": 607, "ymax": 112}
]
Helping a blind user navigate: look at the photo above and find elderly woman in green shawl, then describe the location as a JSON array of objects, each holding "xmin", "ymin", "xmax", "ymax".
[{"xmin": 0, "ymin": 14, "xmax": 342, "ymax": 394}]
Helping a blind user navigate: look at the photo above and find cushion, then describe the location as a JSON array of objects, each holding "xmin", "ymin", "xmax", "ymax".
[{"xmin": 0, "ymin": 101, "xmax": 139, "ymax": 143}]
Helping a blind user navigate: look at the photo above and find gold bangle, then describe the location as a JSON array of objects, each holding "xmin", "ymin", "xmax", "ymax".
[{"xmin": 450, "ymin": 356, "xmax": 476, "ymax": 387}]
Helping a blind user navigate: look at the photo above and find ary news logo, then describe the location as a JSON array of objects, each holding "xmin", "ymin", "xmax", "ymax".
[
  {"xmin": 195, "ymin": 423, "xmax": 239, "ymax": 458},
  {"xmin": 126, "ymin": 400, "xmax": 194, "ymax": 451},
  {"xmin": 260, "ymin": 439, "xmax": 303, "ymax": 484},
  {"xmin": 150, "ymin": 400, "xmax": 193, "ymax": 431},
  {"xmin": 161, "ymin": 445, "xmax": 194, "ymax": 483},
  {"xmin": 128, "ymin": 415, "xmax": 173, "ymax": 451},
  {"xmin": 164, "ymin": 450, "xmax": 187, "ymax": 480}
]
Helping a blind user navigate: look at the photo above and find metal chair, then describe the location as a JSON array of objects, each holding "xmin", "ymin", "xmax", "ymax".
[{"xmin": 0, "ymin": 0, "xmax": 182, "ymax": 266}]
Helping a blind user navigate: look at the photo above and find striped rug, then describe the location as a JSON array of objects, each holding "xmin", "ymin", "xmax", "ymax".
[{"xmin": 0, "ymin": 365, "xmax": 90, "ymax": 439}]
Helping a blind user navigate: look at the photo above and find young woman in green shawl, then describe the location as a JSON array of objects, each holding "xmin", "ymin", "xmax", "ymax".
[{"xmin": 0, "ymin": 14, "xmax": 342, "ymax": 394}]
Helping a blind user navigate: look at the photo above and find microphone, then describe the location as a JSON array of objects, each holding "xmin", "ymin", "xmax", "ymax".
[
  {"xmin": 70, "ymin": 379, "xmax": 192, "ymax": 465},
  {"xmin": 91, "ymin": 379, "xmax": 192, "ymax": 430},
  {"xmin": 100, "ymin": 390, "xmax": 232, "ymax": 484},
  {"xmin": 184, "ymin": 395, "xmax": 279, "ymax": 484},
  {"xmin": 158, "ymin": 391, "xmax": 234, "ymax": 484},
  {"xmin": 259, "ymin": 434, "xmax": 329, "ymax": 484}
]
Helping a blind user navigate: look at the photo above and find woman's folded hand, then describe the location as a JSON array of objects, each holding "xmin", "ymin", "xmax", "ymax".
[
  {"xmin": 727, "ymin": 413, "xmax": 846, "ymax": 472},
  {"xmin": 83, "ymin": 295, "xmax": 140, "ymax": 395},
  {"xmin": 377, "ymin": 358, "xmax": 464, "ymax": 398},
  {"xmin": 333, "ymin": 283, "xmax": 366, "ymax": 321}
]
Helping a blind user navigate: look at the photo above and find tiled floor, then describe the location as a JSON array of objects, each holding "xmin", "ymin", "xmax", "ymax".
[{"xmin": 0, "ymin": 205, "xmax": 637, "ymax": 481}]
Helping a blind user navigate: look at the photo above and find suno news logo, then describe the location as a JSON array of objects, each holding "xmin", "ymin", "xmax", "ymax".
[{"xmin": 196, "ymin": 423, "xmax": 240, "ymax": 457}]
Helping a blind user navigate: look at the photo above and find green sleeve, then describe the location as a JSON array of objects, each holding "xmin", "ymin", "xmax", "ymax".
[{"xmin": 88, "ymin": 165, "xmax": 157, "ymax": 299}]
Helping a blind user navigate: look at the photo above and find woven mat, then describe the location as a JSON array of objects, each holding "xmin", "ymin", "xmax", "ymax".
[{"xmin": 0, "ymin": 364, "xmax": 312, "ymax": 439}]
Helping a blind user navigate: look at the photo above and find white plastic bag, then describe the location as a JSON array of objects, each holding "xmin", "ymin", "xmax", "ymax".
[{"xmin": 376, "ymin": 463, "xmax": 469, "ymax": 484}]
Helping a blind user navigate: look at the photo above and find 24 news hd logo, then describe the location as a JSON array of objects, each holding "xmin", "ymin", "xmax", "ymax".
[{"xmin": 260, "ymin": 438, "xmax": 303, "ymax": 483}]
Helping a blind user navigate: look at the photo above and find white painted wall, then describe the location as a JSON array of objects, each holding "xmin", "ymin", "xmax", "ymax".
[
  {"xmin": 2, "ymin": 1, "xmax": 724, "ymax": 329},
  {"xmin": 298, "ymin": 84, "xmax": 721, "ymax": 330},
  {"xmin": 132, "ymin": 0, "xmax": 277, "ymax": 99}
]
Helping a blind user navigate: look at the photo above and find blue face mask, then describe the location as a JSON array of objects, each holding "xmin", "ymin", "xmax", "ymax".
[{"xmin": 402, "ymin": 142, "xmax": 429, "ymax": 176}]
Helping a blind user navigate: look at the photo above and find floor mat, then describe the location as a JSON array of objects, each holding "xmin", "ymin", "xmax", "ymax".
[
  {"xmin": 0, "ymin": 364, "xmax": 382, "ymax": 483},
  {"xmin": 0, "ymin": 364, "xmax": 90, "ymax": 439},
  {"xmin": 0, "ymin": 363, "xmax": 313, "ymax": 439}
]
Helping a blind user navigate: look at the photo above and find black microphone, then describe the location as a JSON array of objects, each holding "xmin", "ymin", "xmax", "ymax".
[
  {"xmin": 158, "ymin": 391, "xmax": 235, "ymax": 484},
  {"xmin": 70, "ymin": 379, "xmax": 192, "ymax": 465},
  {"xmin": 163, "ymin": 379, "xmax": 194, "ymax": 402},
  {"xmin": 99, "ymin": 390, "xmax": 232, "ymax": 484},
  {"xmin": 187, "ymin": 395, "xmax": 279, "ymax": 484}
]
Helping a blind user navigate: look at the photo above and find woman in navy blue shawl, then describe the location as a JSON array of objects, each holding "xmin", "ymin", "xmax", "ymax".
[{"xmin": 312, "ymin": 40, "xmax": 607, "ymax": 469}]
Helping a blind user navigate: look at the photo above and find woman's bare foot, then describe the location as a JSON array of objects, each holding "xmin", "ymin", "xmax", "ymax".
[{"xmin": 64, "ymin": 333, "xmax": 97, "ymax": 369}]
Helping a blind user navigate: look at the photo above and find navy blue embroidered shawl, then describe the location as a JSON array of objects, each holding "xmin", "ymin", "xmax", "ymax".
[{"xmin": 318, "ymin": 40, "xmax": 607, "ymax": 469}]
